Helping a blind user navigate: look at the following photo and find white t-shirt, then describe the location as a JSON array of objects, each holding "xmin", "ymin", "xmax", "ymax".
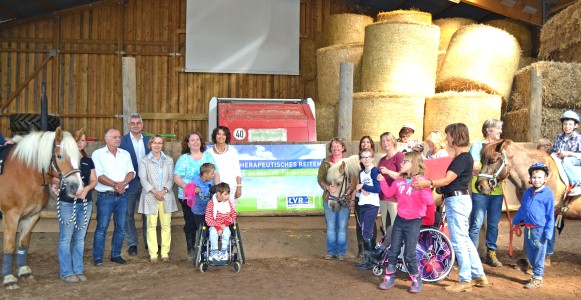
[{"xmin": 92, "ymin": 146, "xmax": 135, "ymax": 192}]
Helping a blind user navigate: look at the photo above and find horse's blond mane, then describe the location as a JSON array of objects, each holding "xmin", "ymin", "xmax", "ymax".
[
  {"xmin": 11, "ymin": 131, "xmax": 80, "ymax": 172},
  {"xmin": 327, "ymin": 155, "xmax": 361, "ymax": 182}
]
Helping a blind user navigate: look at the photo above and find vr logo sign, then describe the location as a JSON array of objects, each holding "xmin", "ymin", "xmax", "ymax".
[{"xmin": 286, "ymin": 195, "xmax": 315, "ymax": 209}]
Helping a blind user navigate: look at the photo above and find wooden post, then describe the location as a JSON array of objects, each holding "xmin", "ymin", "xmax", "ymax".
[
  {"xmin": 122, "ymin": 57, "xmax": 137, "ymax": 135},
  {"xmin": 338, "ymin": 62, "xmax": 353, "ymax": 141},
  {"xmin": 529, "ymin": 66, "xmax": 543, "ymax": 142}
]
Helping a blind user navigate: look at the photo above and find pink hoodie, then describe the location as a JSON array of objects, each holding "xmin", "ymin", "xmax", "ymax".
[{"xmin": 380, "ymin": 176, "xmax": 434, "ymax": 220}]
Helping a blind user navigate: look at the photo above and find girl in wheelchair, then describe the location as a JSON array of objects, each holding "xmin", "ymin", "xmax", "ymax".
[{"xmin": 205, "ymin": 183, "xmax": 237, "ymax": 261}]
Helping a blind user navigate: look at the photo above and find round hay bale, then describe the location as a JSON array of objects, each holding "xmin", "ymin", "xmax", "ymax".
[
  {"xmin": 315, "ymin": 103, "xmax": 337, "ymax": 141},
  {"xmin": 324, "ymin": 13, "xmax": 373, "ymax": 47},
  {"xmin": 484, "ymin": 19, "xmax": 532, "ymax": 56},
  {"xmin": 376, "ymin": 10, "xmax": 432, "ymax": 25},
  {"xmin": 300, "ymin": 39, "xmax": 317, "ymax": 82},
  {"xmin": 316, "ymin": 43, "xmax": 364, "ymax": 105},
  {"xmin": 437, "ymin": 50, "xmax": 446, "ymax": 77},
  {"xmin": 436, "ymin": 25, "xmax": 521, "ymax": 101},
  {"xmin": 433, "ymin": 17, "xmax": 476, "ymax": 51},
  {"xmin": 361, "ymin": 22, "xmax": 439, "ymax": 96},
  {"xmin": 352, "ymin": 92, "xmax": 425, "ymax": 141},
  {"xmin": 424, "ymin": 91, "xmax": 502, "ymax": 141}
]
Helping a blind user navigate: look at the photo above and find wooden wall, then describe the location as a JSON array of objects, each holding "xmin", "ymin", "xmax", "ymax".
[{"xmin": 0, "ymin": 0, "xmax": 374, "ymax": 140}]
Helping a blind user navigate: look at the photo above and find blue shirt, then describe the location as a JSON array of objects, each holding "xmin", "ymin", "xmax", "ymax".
[
  {"xmin": 552, "ymin": 131, "xmax": 581, "ymax": 153},
  {"xmin": 191, "ymin": 175, "xmax": 214, "ymax": 215},
  {"xmin": 174, "ymin": 152, "xmax": 219, "ymax": 199},
  {"xmin": 512, "ymin": 186, "xmax": 555, "ymax": 241}
]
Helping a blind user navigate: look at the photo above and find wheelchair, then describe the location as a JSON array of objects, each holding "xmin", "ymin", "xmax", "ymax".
[
  {"xmin": 193, "ymin": 221, "xmax": 245, "ymax": 273},
  {"xmin": 370, "ymin": 204, "xmax": 455, "ymax": 283}
]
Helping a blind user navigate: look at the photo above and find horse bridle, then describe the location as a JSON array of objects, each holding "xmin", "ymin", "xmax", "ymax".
[
  {"xmin": 41, "ymin": 142, "xmax": 81, "ymax": 187},
  {"xmin": 477, "ymin": 150, "xmax": 510, "ymax": 189},
  {"xmin": 327, "ymin": 171, "xmax": 352, "ymax": 207}
]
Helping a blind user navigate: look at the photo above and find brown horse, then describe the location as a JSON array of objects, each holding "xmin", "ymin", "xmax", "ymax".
[
  {"xmin": 475, "ymin": 139, "xmax": 580, "ymax": 220},
  {"xmin": 0, "ymin": 127, "xmax": 83, "ymax": 289}
]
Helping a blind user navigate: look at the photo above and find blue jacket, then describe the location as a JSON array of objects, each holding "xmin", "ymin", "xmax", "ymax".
[
  {"xmin": 191, "ymin": 175, "xmax": 214, "ymax": 215},
  {"xmin": 120, "ymin": 133, "xmax": 151, "ymax": 190},
  {"xmin": 513, "ymin": 186, "xmax": 555, "ymax": 241}
]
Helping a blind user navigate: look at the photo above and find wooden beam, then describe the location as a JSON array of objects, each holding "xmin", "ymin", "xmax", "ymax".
[
  {"xmin": 140, "ymin": 113, "xmax": 208, "ymax": 121},
  {"xmin": 548, "ymin": 0, "xmax": 576, "ymax": 15},
  {"xmin": 461, "ymin": 0, "xmax": 543, "ymax": 26},
  {"xmin": 35, "ymin": 0, "xmax": 57, "ymax": 12},
  {"xmin": 1, "ymin": 54, "xmax": 54, "ymax": 113}
]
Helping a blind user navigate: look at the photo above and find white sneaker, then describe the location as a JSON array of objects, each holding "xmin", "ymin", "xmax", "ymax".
[
  {"xmin": 569, "ymin": 186, "xmax": 581, "ymax": 196},
  {"xmin": 221, "ymin": 250, "xmax": 228, "ymax": 260},
  {"xmin": 209, "ymin": 250, "xmax": 218, "ymax": 261}
]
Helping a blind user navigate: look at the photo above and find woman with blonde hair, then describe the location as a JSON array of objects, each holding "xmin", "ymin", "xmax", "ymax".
[{"xmin": 425, "ymin": 130, "xmax": 448, "ymax": 159}]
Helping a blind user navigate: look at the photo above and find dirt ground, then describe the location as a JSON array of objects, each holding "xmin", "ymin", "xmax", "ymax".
[{"xmin": 0, "ymin": 215, "xmax": 580, "ymax": 300}]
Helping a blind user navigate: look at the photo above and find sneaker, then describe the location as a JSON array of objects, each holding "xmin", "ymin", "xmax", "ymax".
[
  {"xmin": 568, "ymin": 185, "xmax": 581, "ymax": 196},
  {"xmin": 94, "ymin": 259, "xmax": 104, "ymax": 267},
  {"xmin": 409, "ymin": 278, "xmax": 422, "ymax": 293},
  {"xmin": 444, "ymin": 282, "xmax": 473, "ymax": 293},
  {"xmin": 209, "ymin": 250, "xmax": 218, "ymax": 261},
  {"xmin": 524, "ymin": 277, "xmax": 543, "ymax": 289},
  {"xmin": 337, "ymin": 254, "xmax": 345, "ymax": 261},
  {"xmin": 324, "ymin": 254, "xmax": 334, "ymax": 260},
  {"xmin": 471, "ymin": 275, "xmax": 489, "ymax": 287},
  {"xmin": 220, "ymin": 250, "xmax": 228, "ymax": 261},
  {"xmin": 76, "ymin": 274, "xmax": 87, "ymax": 282},
  {"xmin": 62, "ymin": 275, "xmax": 79, "ymax": 283},
  {"xmin": 378, "ymin": 273, "xmax": 395, "ymax": 290}
]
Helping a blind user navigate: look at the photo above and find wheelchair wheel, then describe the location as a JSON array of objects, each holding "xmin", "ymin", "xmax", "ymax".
[
  {"xmin": 233, "ymin": 261, "xmax": 241, "ymax": 273},
  {"xmin": 403, "ymin": 227, "xmax": 455, "ymax": 283},
  {"xmin": 193, "ymin": 226, "xmax": 205, "ymax": 267},
  {"xmin": 234, "ymin": 224, "xmax": 246, "ymax": 264},
  {"xmin": 372, "ymin": 265, "xmax": 383, "ymax": 276},
  {"xmin": 200, "ymin": 262, "xmax": 208, "ymax": 273}
]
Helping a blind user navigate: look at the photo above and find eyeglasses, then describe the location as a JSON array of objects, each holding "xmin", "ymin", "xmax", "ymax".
[
  {"xmin": 401, "ymin": 159, "xmax": 411, "ymax": 164},
  {"xmin": 360, "ymin": 156, "xmax": 372, "ymax": 160},
  {"xmin": 130, "ymin": 122, "xmax": 142, "ymax": 126},
  {"xmin": 540, "ymin": 144, "xmax": 551, "ymax": 147},
  {"xmin": 152, "ymin": 142, "xmax": 163, "ymax": 145},
  {"xmin": 106, "ymin": 135, "xmax": 122, "ymax": 139}
]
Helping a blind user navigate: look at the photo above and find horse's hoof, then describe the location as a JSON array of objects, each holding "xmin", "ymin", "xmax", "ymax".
[
  {"xmin": 3, "ymin": 275, "xmax": 19, "ymax": 289},
  {"xmin": 5, "ymin": 282, "xmax": 20, "ymax": 290},
  {"xmin": 17, "ymin": 266, "xmax": 32, "ymax": 278}
]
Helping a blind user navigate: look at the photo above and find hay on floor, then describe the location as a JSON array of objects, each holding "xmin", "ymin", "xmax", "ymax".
[
  {"xmin": 324, "ymin": 13, "xmax": 373, "ymax": 48},
  {"xmin": 376, "ymin": 10, "xmax": 432, "ymax": 25},
  {"xmin": 316, "ymin": 43, "xmax": 364, "ymax": 105},
  {"xmin": 436, "ymin": 25, "xmax": 520, "ymax": 101},
  {"xmin": 484, "ymin": 19, "xmax": 532, "ymax": 56},
  {"xmin": 433, "ymin": 17, "xmax": 476, "ymax": 51},
  {"xmin": 424, "ymin": 91, "xmax": 502, "ymax": 141},
  {"xmin": 361, "ymin": 22, "xmax": 439, "ymax": 96},
  {"xmin": 352, "ymin": 92, "xmax": 425, "ymax": 141}
]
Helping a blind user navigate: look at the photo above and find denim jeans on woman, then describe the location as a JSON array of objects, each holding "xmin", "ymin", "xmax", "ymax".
[
  {"xmin": 445, "ymin": 195, "xmax": 485, "ymax": 282},
  {"xmin": 58, "ymin": 201, "xmax": 93, "ymax": 278},
  {"xmin": 93, "ymin": 192, "xmax": 128, "ymax": 261},
  {"xmin": 387, "ymin": 215, "xmax": 422, "ymax": 276},
  {"xmin": 324, "ymin": 201, "xmax": 350, "ymax": 256},
  {"xmin": 468, "ymin": 193, "xmax": 503, "ymax": 251}
]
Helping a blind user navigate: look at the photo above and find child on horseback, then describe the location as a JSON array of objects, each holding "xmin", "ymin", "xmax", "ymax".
[
  {"xmin": 377, "ymin": 151, "xmax": 434, "ymax": 293},
  {"xmin": 512, "ymin": 162, "xmax": 554, "ymax": 289},
  {"xmin": 552, "ymin": 110, "xmax": 581, "ymax": 196}
]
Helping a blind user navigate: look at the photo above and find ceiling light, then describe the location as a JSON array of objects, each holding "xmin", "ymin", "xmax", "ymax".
[
  {"xmin": 449, "ymin": 0, "xmax": 460, "ymax": 3},
  {"xmin": 501, "ymin": 0, "xmax": 516, "ymax": 7},
  {"xmin": 523, "ymin": 5, "xmax": 538, "ymax": 14}
]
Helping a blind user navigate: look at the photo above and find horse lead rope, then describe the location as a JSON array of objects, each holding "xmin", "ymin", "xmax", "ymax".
[{"xmin": 56, "ymin": 180, "xmax": 89, "ymax": 231}]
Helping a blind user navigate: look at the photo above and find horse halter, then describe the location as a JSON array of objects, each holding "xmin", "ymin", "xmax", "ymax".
[
  {"xmin": 477, "ymin": 150, "xmax": 509, "ymax": 189},
  {"xmin": 327, "ymin": 170, "xmax": 352, "ymax": 207},
  {"xmin": 41, "ymin": 142, "xmax": 81, "ymax": 187}
]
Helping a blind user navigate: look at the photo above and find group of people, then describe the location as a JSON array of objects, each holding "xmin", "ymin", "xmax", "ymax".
[
  {"xmin": 45, "ymin": 115, "xmax": 242, "ymax": 283},
  {"xmin": 318, "ymin": 110, "xmax": 581, "ymax": 292}
]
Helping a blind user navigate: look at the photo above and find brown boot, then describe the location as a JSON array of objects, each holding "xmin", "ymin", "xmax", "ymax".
[
  {"xmin": 486, "ymin": 249, "xmax": 502, "ymax": 267},
  {"xmin": 444, "ymin": 282, "xmax": 473, "ymax": 293},
  {"xmin": 471, "ymin": 275, "xmax": 489, "ymax": 287}
]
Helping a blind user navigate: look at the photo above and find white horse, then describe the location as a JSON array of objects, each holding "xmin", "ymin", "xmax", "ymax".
[{"xmin": 325, "ymin": 155, "xmax": 361, "ymax": 212}]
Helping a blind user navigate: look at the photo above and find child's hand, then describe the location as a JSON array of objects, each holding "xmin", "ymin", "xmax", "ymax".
[
  {"xmin": 356, "ymin": 183, "xmax": 363, "ymax": 191},
  {"xmin": 195, "ymin": 186, "xmax": 200, "ymax": 193},
  {"xmin": 362, "ymin": 190, "xmax": 370, "ymax": 196},
  {"xmin": 377, "ymin": 174, "xmax": 385, "ymax": 181}
]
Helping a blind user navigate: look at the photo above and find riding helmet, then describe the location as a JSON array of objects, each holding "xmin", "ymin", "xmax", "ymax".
[
  {"xmin": 560, "ymin": 110, "xmax": 580, "ymax": 123},
  {"xmin": 528, "ymin": 162, "xmax": 549, "ymax": 177}
]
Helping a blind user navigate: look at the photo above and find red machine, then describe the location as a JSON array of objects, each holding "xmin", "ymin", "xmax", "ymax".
[{"xmin": 208, "ymin": 98, "xmax": 317, "ymax": 142}]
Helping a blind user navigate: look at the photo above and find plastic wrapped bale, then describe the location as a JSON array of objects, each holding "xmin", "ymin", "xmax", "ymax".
[
  {"xmin": 539, "ymin": 0, "xmax": 581, "ymax": 63},
  {"xmin": 324, "ymin": 13, "xmax": 373, "ymax": 48},
  {"xmin": 316, "ymin": 43, "xmax": 364, "ymax": 105},
  {"xmin": 352, "ymin": 92, "xmax": 425, "ymax": 141},
  {"xmin": 433, "ymin": 17, "xmax": 476, "ymax": 51},
  {"xmin": 436, "ymin": 25, "xmax": 521, "ymax": 101},
  {"xmin": 424, "ymin": 91, "xmax": 502, "ymax": 141},
  {"xmin": 376, "ymin": 10, "xmax": 432, "ymax": 25},
  {"xmin": 361, "ymin": 22, "xmax": 439, "ymax": 96},
  {"xmin": 485, "ymin": 19, "xmax": 532, "ymax": 56}
]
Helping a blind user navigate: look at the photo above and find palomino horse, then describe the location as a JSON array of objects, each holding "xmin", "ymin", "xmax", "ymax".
[
  {"xmin": 475, "ymin": 139, "xmax": 580, "ymax": 220},
  {"xmin": 325, "ymin": 155, "xmax": 361, "ymax": 212},
  {"xmin": 0, "ymin": 127, "xmax": 83, "ymax": 289}
]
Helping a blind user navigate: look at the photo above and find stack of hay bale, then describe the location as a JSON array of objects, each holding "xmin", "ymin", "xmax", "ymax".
[
  {"xmin": 426, "ymin": 24, "xmax": 520, "ymax": 140},
  {"xmin": 353, "ymin": 10, "xmax": 440, "ymax": 140},
  {"xmin": 315, "ymin": 13, "xmax": 373, "ymax": 141},
  {"xmin": 503, "ymin": 1, "xmax": 581, "ymax": 142}
]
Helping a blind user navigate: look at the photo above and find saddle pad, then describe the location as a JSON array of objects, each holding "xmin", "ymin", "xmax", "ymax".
[
  {"xmin": 550, "ymin": 153, "xmax": 569, "ymax": 187},
  {"xmin": 0, "ymin": 144, "xmax": 14, "ymax": 175}
]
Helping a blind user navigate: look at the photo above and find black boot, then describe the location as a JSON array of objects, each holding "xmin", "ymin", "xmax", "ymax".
[
  {"xmin": 355, "ymin": 239, "xmax": 375, "ymax": 270},
  {"xmin": 368, "ymin": 244, "xmax": 386, "ymax": 263},
  {"xmin": 356, "ymin": 243, "xmax": 365, "ymax": 259},
  {"xmin": 186, "ymin": 235, "xmax": 195, "ymax": 261}
]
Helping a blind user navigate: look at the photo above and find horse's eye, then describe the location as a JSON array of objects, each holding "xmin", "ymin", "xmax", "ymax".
[{"xmin": 56, "ymin": 154, "xmax": 62, "ymax": 160}]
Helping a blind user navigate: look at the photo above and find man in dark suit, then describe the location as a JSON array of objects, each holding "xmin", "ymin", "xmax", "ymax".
[{"xmin": 120, "ymin": 113, "xmax": 151, "ymax": 256}]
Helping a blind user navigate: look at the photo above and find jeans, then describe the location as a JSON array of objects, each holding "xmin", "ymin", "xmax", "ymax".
[
  {"xmin": 359, "ymin": 204, "xmax": 379, "ymax": 240},
  {"xmin": 324, "ymin": 201, "xmax": 350, "ymax": 256},
  {"xmin": 445, "ymin": 195, "xmax": 485, "ymax": 282},
  {"xmin": 525, "ymin": 227, "xmax": 547, "ymax": 277},
  {"xmin": 58, "ymin": 201, "xmax": 93, "ymax": 278},
  {"xmin": 469, "ymin": 193, "xmax": 503, "ymax": 251},
  {"xmin": 93, "ymin": 192, "xmax": 128, "ymax": 261},
  {"xmin": 387, "ymin": 215, "xmax": 422, "ymax": 276},
  {"xmin": 147, "ymin": 201, "xmax": 172, "ymax": 259},
  {"xmin": 125, "ymin": 181, "xmax": 147, "ymax": 247},
  {"xmin": 209, "ymin": 226, "xmax": 231, "ymax": 250},
  {"xmin": 562, "ymin": 156, "xmax": 581, "ymax": 186},
  {"xmin": 546, "ymin": 227, "xmax": 556, "ymax": 255}
]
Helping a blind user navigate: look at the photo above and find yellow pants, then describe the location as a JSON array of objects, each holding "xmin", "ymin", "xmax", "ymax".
[{"xmin": 147, "ymin": 201, "xmax": 172, "ymax": 259}]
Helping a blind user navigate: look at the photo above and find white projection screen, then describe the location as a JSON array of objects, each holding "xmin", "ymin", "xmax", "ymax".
[{"xmin": 185, "ymin": 0, "xmax": 300, "ymax": 75}]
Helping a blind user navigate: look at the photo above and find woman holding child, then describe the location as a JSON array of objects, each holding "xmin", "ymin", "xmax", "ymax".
[
  {"xmin": 138, "ymin": 135, "xmax": 177, "ymax": 263},
  {"xmin": 174, "ymin": 131, "xmax": 220, "ymax": 260}
]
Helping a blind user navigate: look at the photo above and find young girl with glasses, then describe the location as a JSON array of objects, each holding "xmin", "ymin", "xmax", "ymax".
[{"xmin": 377, "ymin": 151, "xmax": 434, "ymax": 293}]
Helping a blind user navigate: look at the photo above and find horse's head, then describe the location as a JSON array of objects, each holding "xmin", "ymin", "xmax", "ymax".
[
  {"xmin": 326, "ymin": 155, "xmax": 360, "ymax": 212},
  {"xmin": 476, "ymin": 139, "xmax": 511, "ymax": 194},
  {"xmin": 51, "ymin": 127, "xmax": 84, "ymax": 198}
]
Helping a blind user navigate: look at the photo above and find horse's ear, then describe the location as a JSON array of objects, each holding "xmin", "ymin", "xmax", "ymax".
[
  {"xmin": 55, "ymin": 127, "xmax": 63, "ymax": 143},
  {"xmin": 497, "ymin": 139, "xmax": 514, "ymax": 156}
]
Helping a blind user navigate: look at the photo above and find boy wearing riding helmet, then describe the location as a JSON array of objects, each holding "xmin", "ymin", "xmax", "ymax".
[
  {"xmin": 512, "ymin": 163, "xmax": 554, "ymax": 289},
  {"xmin": 552, "ymin": 110, "xmax": 581, "ymax": 196}
]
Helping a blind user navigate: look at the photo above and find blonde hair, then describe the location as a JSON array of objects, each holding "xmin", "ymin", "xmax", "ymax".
[
  {"xmin": 400, "ymin": 151, "xmax": 426, "ymax": 178},
  {"xmin": 425, "ymin": 130, "xmax": 447, "ymax": 151}
]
